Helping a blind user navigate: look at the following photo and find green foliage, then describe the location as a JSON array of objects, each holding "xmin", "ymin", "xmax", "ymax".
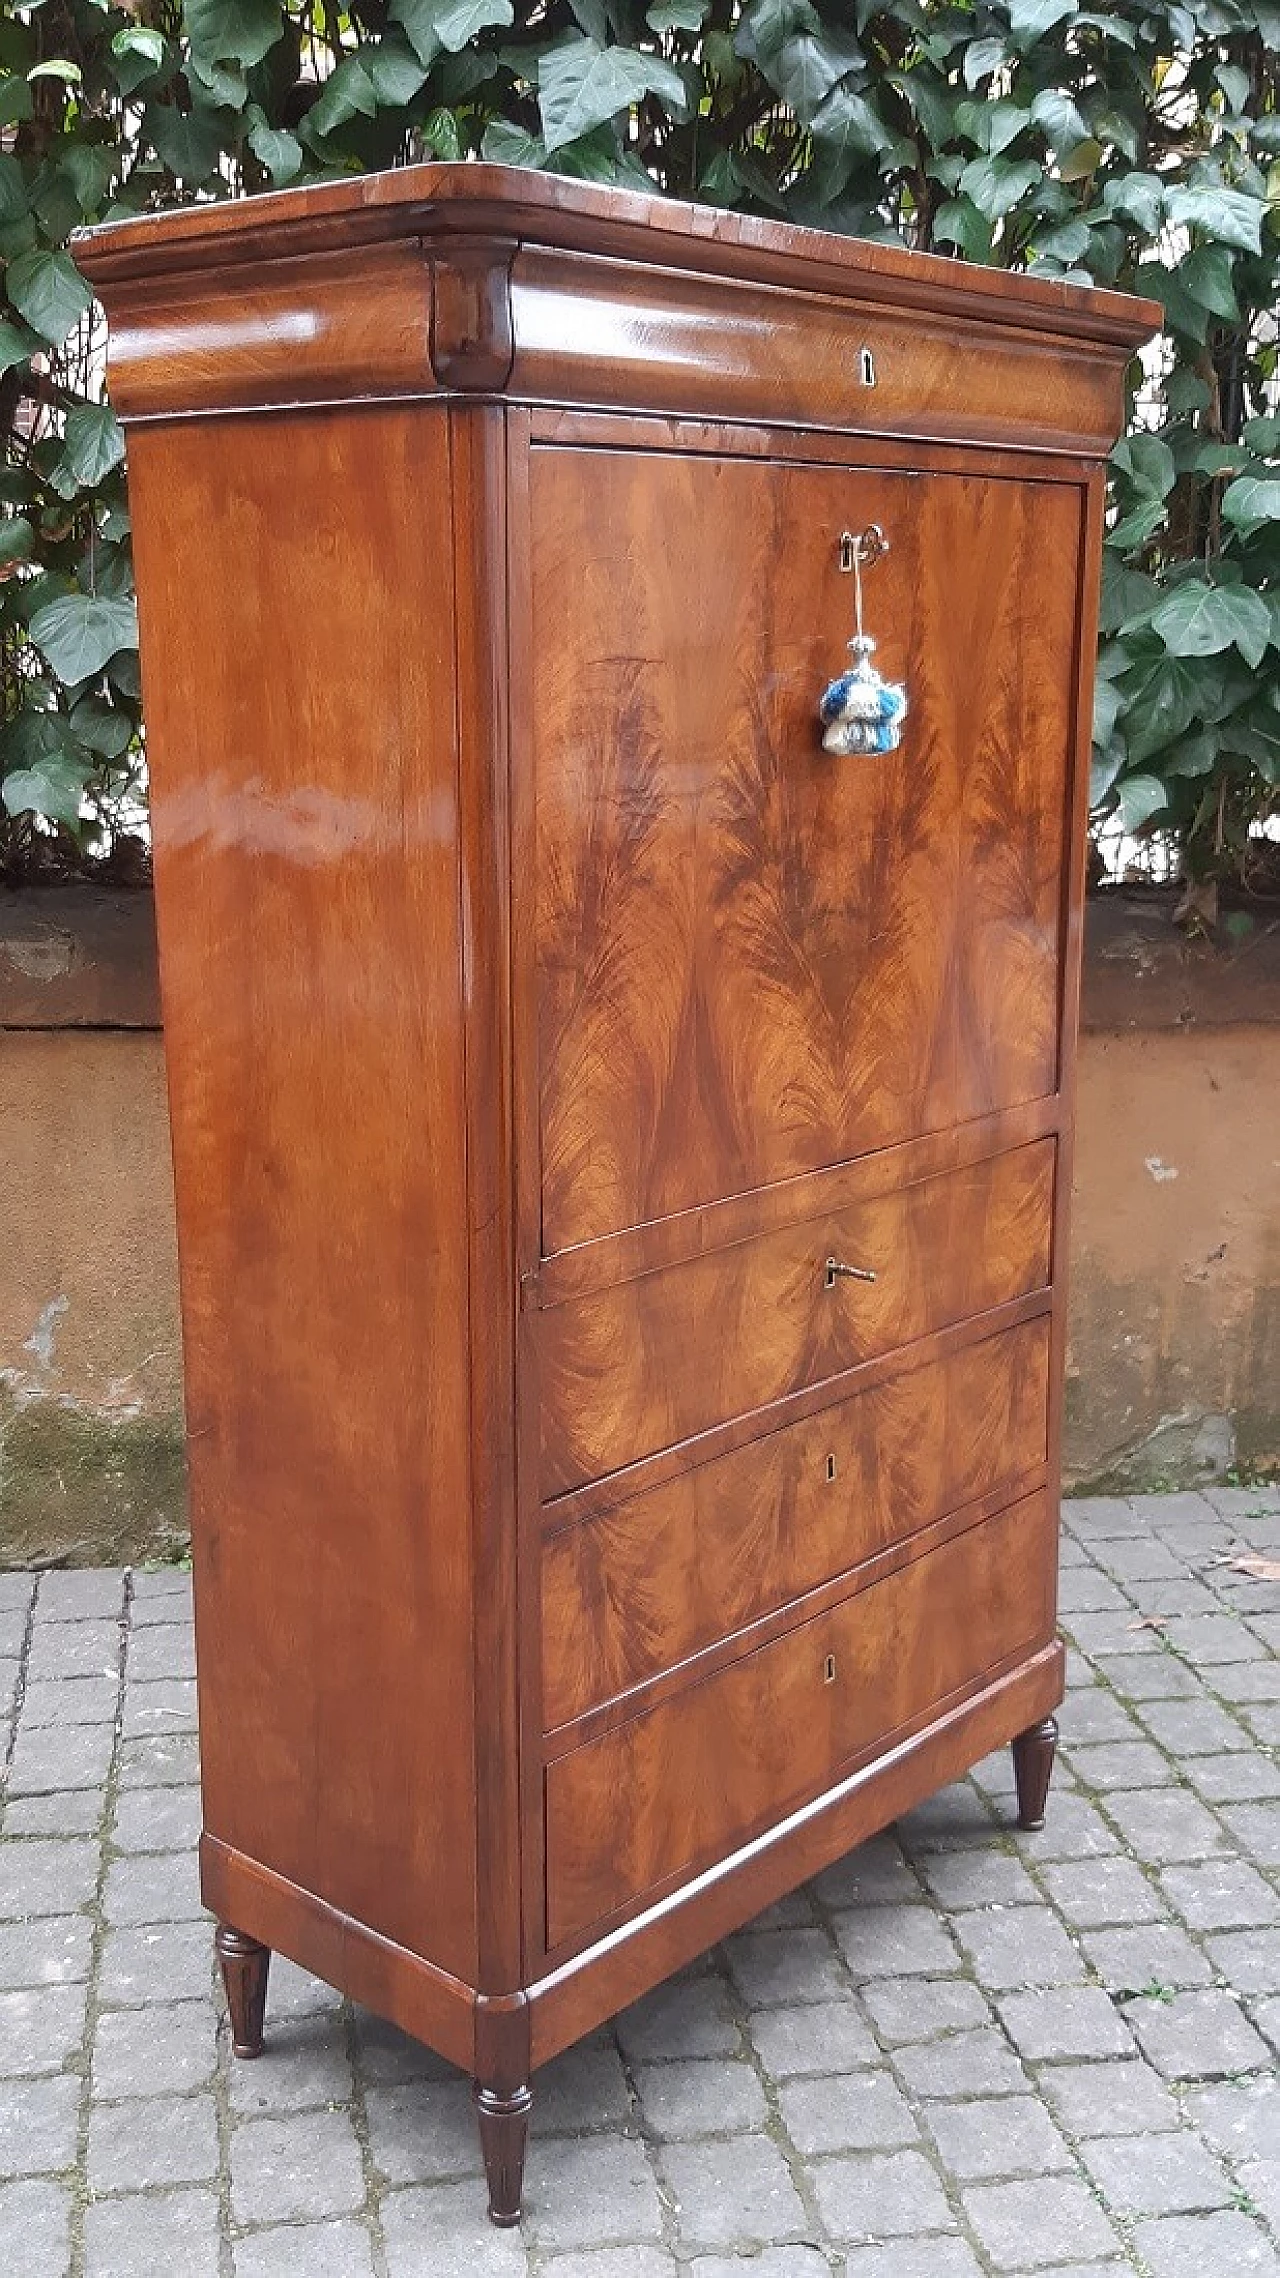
[{"xmin": 1, "ymin": 0, "xmax": 1277, "ymax": 882}]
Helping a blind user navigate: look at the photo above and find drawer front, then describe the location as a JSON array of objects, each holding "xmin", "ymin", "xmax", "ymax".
[
  {"xmin": 531, "ymin": 447, "xmax": 1081, "ymax": 1257},
  {"xmin": 540, "ymin": 1138, "xmax": 1054, "ymax": 1499},
  {"xmin": 545, "ymin": 1489, "xmax": 1054, "ymax": 1949},
  {"xmin": 542, "ymin": 1316, "xmax": 1050, "ymax": 1730}
]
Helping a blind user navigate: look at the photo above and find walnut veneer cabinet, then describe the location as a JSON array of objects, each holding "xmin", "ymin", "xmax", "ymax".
[{"xmin": 78, "ymin": 167, "xmax": 1156, "ymax": 2226}]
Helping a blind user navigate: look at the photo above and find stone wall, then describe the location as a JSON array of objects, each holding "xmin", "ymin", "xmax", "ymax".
[{"xmin": 1, "ymin": 885, "xmax": 1276, "ymax": 1558}]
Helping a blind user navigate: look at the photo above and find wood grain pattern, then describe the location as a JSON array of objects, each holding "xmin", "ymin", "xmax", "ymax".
[
  {"xmin": 545, "ymin": 1488, "xmax": 1055, "ymax": 1949},
  {"xmin": 531, "ymin": 450, "xmax": 1080, "ymax": 1257},
  {"xmin": 542, "ymin": 1316, "xmax": 1050, "ymax": 1729},
  {"xmin": 128, "ymin": 406, "xmax": 481, "ymax": 1982},
  {"xmin": 540, "ymin": 1138, "xmax": 1054, "ymax": 1497}
]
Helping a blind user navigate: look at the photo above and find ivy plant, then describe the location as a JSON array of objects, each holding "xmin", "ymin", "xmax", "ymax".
[{"xmin": 1, "ymin": 0, "xmax": 1277, "ymax": 888}]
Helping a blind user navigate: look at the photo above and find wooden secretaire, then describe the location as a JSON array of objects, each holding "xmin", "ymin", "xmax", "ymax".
[{"xmin": 78, "ymin": 168, "xmax": 1156, "ymax": 2226}]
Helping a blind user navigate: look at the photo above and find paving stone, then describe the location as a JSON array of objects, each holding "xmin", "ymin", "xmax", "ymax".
[
  {"xmin": 0, "ymin": 2073, "xmax": 79, "ymax": 2177},
  {"xmin": 1068, "ymin": 1612, "xmax": 1167, "ymax": 1659},
  {"xmin": 0, "ymin": 1574, "xmax": 34, "ymax": 1611},
  {"xmin": 745, "ymin": 1998, "xmax": 879, "ymax": 2078},
  {"xmin": 837, "ymin": 2247, "xmax": 984, "ymax": 2278},
  {"xmin": 807, "ymin": 1835, "xmax": 919, "ymax": 1909},
  {"xmin": 262, "ymin": 1957, "xmax": 342, "ymax": 2025},
  {"xmin": 1080, "ymin": 1923, "xmax": 1214, "ymax": 1993},
  {"xmin": 1206, "ymin": 1927, "xmax": 1280, "ymax": 1992},
  {"xmin": 1212, "ymin": 1663, "xmax": 1280, "ymax": 1706},
  {"xmin": 1063, "ymin": 1496, "xmax": 1145, "ymax": 1539},
  {"xmin": 616, "ymin": 1975, "xmax": 741, "ymax": 2065},
  {"xmin": 525, "ymin": 2135, "xmax": 665, "ymax": 2252},
  {"xmin": 922, "ymin": 2093, "xmax": 1072, "ymax": 2181},
  {"xmin": 1017, "ymin": 1796, "xmax": 1121, "ymax": 1861},
  {"xmin": 4, "ymin": 1792, "xmax": 103, "ymax": 1838},
  {"xmin": 109, "ymin": 1785, "xmax": 202, "ymax": 1855},
  {"xmin": 102, "ymin": 1848, "xmax": 202, "ymax": 1926},
  {"xmin": 1042, "ymin": 1857, "xmax": 1164, "ymax": 1928},
  {"xmin": 963, "ymin": 2176, "xmax": 1120, "ymax": 2270},
  {"xmin": 1096, "ymin": 1539, "xmax": 1192, "ymax": 1584},
  {"xmin": 725, "ymin": 1927, "xmax": 849, "ymax": 2008},
  {"xmin": 1137, "ymin": 1696, "xmax": 1253, "ymax": 1755},
  {"xmin": 1220, "ymin": 1802, "xmax": 1280, "ymax": 1866},
  {"xmin": 1170, "ymin": 1615, "xmax": 1268, "ymax": 1665},
  {"xmin": 130, "ymin": 1576, "xmax": 194, "ymax": 1624},
  {"xmin": 8, "ymin": 1717, "xmax": 114, "ymax": 1794},
  {"xmin": 116, "ymin": 1732, "xmax": 200, "ymax": 1788},
  {"xmin": 1059, "ymin": 1570, "xmax": 1132, "ymax": 1614},
  {"xmin": 1038, "ymin": 2056, "xmax": 1182, "ymax": 2138},
  {"xmin": 1104, "ymin": 1790, "xmax": 1229, "ymax": 1865},
  {"xmin": 364, "ymin": 2076, "xmax": 481, "ymax": 2182},
  {"xmin": 352, "ymin": 2010, "xmax": 452, "ymax": 2087},
  {"xmin": 125, "ymin": 1626, "xmax": 197, "ymax": 1682},
  {"xmin": 954, "ymin": 1906, "xmax": 1087, "ymax": 1990},
  {"xmin": 1127, "ymin": 1988, "xmax": 1274, "ymax": 2078},
  {"xmin": 1131, "ymin": 2210, "xmax": 1280, "ymax": 2277},
  {"xmin": 807, "ymin": 2147, "xmax": 955, "ymax": 2242},
  {"xmin": 1253, "ymin": 1993, "xmax": 1280, "ymax": 2053},
  {"xmin": 19, "ymin": 1676, "xmax": 120, "ymax": 1728},
  {"xmin": 633, "ymin": 2057, "xmax": 766, "ymax": 2140},
  {"xmin": 25, "ymin": 1620, "xmax": 121, "ymax": 1682},
  {"xmin": 833, "ymin": 1905, "xmax": 961, "ymax": 1982},
  {"xmin": 1060, "ymin": 1690, "xmax": 1146, "ymax": 1745},
  {"xmin": 1186, "ymin": 2076, "xmax": 1280, "ymax": 2162},
  {"xmin": 84, "ymin": 2189, "xmax": 220, "ymax": 2278},
  {"xmin": 98, "ymin": 1920, "xmax": 211, "ymax": 2008},
  {"xmin": 0, "ymin": 1914, "xmax": 92, "ymax": 1988},
  {"xmin": 38, "ymin": 1571, "xmax": 125, "ymax": 1621},
  {"xmin": 0, "ymin": 1982, "xmax": 87, "ymax": 2073},
  {"xmin": 0, "ymin": 1835, "xmax": 99, "ymax": 1917},
  {"xmin": 93, "ymin": 2000, "xmax": 217, "ymax": 2098},
  {"xmin": 542, "ymin": 2253, "xmax": 677, "ymax": 2278},
  {"xmin": 778, "ymin": 2068, "xmax": 918, "ymax": 2154},
  {"xmin": 0, "ymin": 2178, "xmax": 71, "ymax": 2278},
  {"xmin": 996, "ymin": 1986, "xmax": 1135, "ymax": 2061},
  {"xmin": 1161, "ymin": 1859, "xmax": 1280, "ymax": 1930},
  {"xmin": 895, "ymin": 1783, "xmax": 999, "ymax": 1855},
  {"xmin": 1079, "ymin": 2129, "xmax": 1232, "ymax": 2216},
  {"xmin": 86, "ymin": 2094, "xmax": 219, "ymax": 2192},
  {"xmin": 1068, "ymin": 1739, "xmax": 1178, "ymax": 1790},
  {"xmin": 232, "ymin": 2223, "xmax": 378, "ymax": 2278},
  {"xmin": 915, "ymin": 1850, "xmax": 1041, "ymax": 1911},
  {"xmin": 381, "ymin": 2181, "xmax": 529, "ymax": 2274},
  {"xmin": 119, "ymin": 1677, "xmax": 198, "ymax": 1739},
  {"xmin": 859, "ymin": 1976, "xmax": 991, "ymax": 2046},
  {"xmin": 746, "ymin": 1892, "xmax": 819, "ymax": 1933},
  {"xmin": 1089, "ymin": 1654, "xmax": 1199, "ymax": 1700},
  {"xmin": 230, "ymin": 2110, "xmax": 367, "ymax": 2225},
  {"xmin": 689, "ymin": 2253, "xmax": 826, "ymax": 2278},
  {"xmin": 536, "ymin": 2035, "xmax": 633, "ymax": 2137},
  {"xmin": 892, "ymin": 2027, "xmax": 1028, "ymax": 2101},
  {"xmin": 232, "ymin": 2011, "xmax": 355, "ymax": 2117}
]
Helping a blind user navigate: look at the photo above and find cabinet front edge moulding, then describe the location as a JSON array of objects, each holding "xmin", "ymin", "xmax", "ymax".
[{"xmin": 75, "ymin": 163, "xmax": 1157, "ymax": 444}]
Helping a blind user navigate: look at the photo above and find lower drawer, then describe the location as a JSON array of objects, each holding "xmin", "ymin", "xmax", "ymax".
[
  {"xmin": 542, "ymin": 1317, "xmax": 1050, "ymax": 1728},
  {"xmin": 544, "ymin": 1489, "xmax": 1054, "ymax": 1950}
]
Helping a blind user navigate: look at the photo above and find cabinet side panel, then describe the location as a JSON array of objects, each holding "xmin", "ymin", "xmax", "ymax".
[{"xmin": 126, "ymin": 407, "xmax": 479, "ymax": 1983}]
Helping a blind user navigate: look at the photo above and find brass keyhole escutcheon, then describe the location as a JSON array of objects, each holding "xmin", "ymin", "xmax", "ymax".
[
  {"xmin": 825, "ymin": 1453, "xmax": 838, "ymax": 1483},
  {"xmin": 823, "ymin": 1653, "xmax": 838, "ymax": 1685}
]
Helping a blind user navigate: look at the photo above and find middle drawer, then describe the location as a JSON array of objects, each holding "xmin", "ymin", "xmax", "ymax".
[
  {"xmin": 542, "ymin": 1314, "xmax": 1050, "ymax": 1730},
  {"xmin": 539, "ymin": 1136, "xmax": 1054, "ymax": 1498}
]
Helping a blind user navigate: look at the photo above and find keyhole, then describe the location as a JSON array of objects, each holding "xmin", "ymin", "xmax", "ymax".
[
  {"xmin": 825, "ymin": 1453, "xmax": 838, "ymax": 1483},
  {"xmin": 859, "ymin": 346, "xmax": 876, "ymax": 388},
  {"xmin": 823, "ymin": 1653, "xmax": 837, "ymax": 1685}
]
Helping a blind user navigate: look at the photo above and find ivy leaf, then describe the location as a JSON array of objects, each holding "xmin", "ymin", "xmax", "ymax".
[
  {"xmin": 1181, "ymin": 241, "xmax": 1239, "ymax": 323},
  {"xmin": 363, "ymin": 36, "xmax": 429, "ymax": 105},
  {"xmin": 1113, "ymin": 772, "xmax": 1167, "ymax": 831},
  {"xmin": 1092, "ymin": 675, "xmax": 1123, "ymax": 749},
  {"xmin": 145, "ymin": 103, "xmax": 225, "ymax": 183},
  {"xmin": 430, "ymin": 0, "xmax": 515, "ymax": 50},
  {"xmin": 0, "ymin": 155, "xmax": 25, "ymax": 227},
  {"xmin": 1222, "ymin": 477, "xmax": 1280, "ymax": 533},
  {"xmin": 2, "ymin": 756, "xmax": 87, "ymax": 830},
  {"xmin": 0, "ymin": 516, "xmax": 34, "ymax": 566},
  {"xmin": 958, "ymin": 154, "xmax": 1040, "ymax": 219},
  {"xmin": 1122, "ymin": 655, "xmax": 1204, "ymax": 764},
  {"xmin": 1030, "ymin": 87, "xmax": 1089, "ymax": 151},
  {"xmin": 304, "ymin": 57, "xmax": 377, "ymax": 137},
  {"xmin": 1008, "ymin": 0, "xmax": 1076, "ymax": 49},
  {"xmin": 1103, "ymin": 172, "xmax": 1164, "ymax": 234},
  {"xmin": 0, "ymin": 318, "xmax": 39, "ymax": 374},
  {"xmin": 962, "ymin": 36, "xmax": 1005, "ymax": 85},
  {"xmin": 539, "ymin": 38, "xmax": 685, "ymax": 151},
  {"xmin": 648, "ymin": 0, "xmax": 708, "ymax": 27},
  {"xmin": 1151, "ymin": 582, "xmax": 1273, "ymax": 670},
  {"xmin": 810, "ymin": 82, "xmax": 891, "ymax": 173},
  {"xmin": 110, "ymin": 25, "xmax": 166, "ymax": 70},
  {"xmin": 186, "ymin": 0, "xmax": 284, "ymax": 72},
  {"xmin": 388, "ymin": 0, "xmax": 442, "ymax": 68},
  {"xmin": 246, "ymin": 115, "xmax": 303, "ymax": 184},
  {"xmin": 768, "ymin": 33, "xmax": 847, "ymax": 123},
  {"xmin": 1166, "ymin": 183, "xmax": 1264, "ymax": 254},
  {"xmin": 4, "ymin": 248, "xmax": 92, "ymax": 347},
  {"xmin": 931, "ymin": 195, "xmax": 992, "ymax": 259},
  {"xmin": 27, "ymin": 591, "xmax": 138, "ymax": 683},
  {"xmin": 1242, "ymin": 416, "xmax": 1280, "ymax": 454},
  {"xmin": 28, "ymin": 60, "xmax": 82, "ymax": 87},
  {"xmin": 59, "ymin": 402, "xmax": 126, "ymax": 488}
]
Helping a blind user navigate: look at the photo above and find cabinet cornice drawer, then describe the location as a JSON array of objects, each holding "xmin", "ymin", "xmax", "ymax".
[
  {"xmin": 545, "ymin": 1489, "xmax": 1055, "ymax": 1951},
  {"xmin": 539, "ymin": 1138, "xmax": 1055, "ymax": 1499},
  {"xmin": 542, "ymin": 1316, "xmax": 1051, "ymax": 1731}
]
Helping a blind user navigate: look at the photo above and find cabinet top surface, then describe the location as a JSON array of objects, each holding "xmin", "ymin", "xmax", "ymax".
[{"xmin": 76, "ymin": 161, "xmax": 1156, "ymax": 350}]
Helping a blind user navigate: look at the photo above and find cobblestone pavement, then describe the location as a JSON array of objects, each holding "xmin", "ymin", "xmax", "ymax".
[{"xmin": 0, "ymin": 1487, "xmax": 1278, "ymax": 2277}]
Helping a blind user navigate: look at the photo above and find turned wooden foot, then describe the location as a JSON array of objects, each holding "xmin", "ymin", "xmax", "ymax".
[
  {"xmin": 1012, "ymin": 1714, "xmax": 1059, "ymax": 1831},
  {"xmin": 474, "ymin": 2079, "xmax": 532, "ymax": 2226},
  {"xmin": 216, "ymin": 1923, "xmax": 271, "ymax": 2058}
]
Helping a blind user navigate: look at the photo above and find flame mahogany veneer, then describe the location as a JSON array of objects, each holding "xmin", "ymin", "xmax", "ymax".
[{"xmin": 77, "ymin": 166, "xmax": 1157, "ymax": 2228}]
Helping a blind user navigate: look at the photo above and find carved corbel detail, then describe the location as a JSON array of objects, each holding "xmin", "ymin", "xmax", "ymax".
[{"xmin": 429, "ymin": 235, "xmax": 517, "ymax": 391}]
